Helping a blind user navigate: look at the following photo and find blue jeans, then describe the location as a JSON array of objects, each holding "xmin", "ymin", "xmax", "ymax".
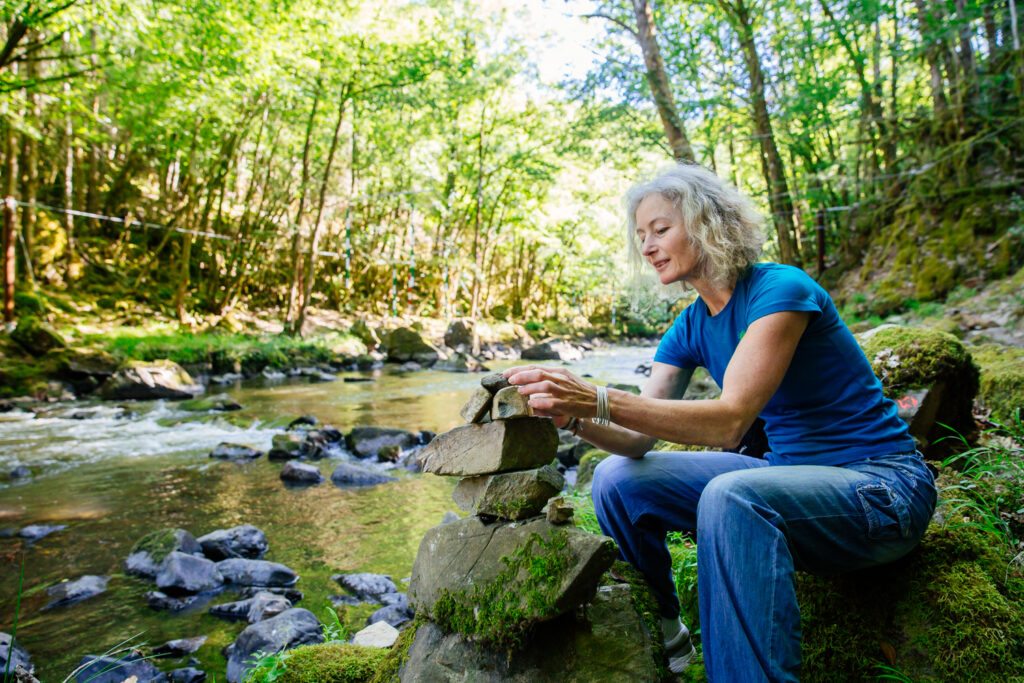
[{"xmin": 591, "ymin": 450, "xmax": 936, "ymax": 682}]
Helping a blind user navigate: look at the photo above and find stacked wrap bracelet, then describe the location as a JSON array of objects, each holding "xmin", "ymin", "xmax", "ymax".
[{"xmin": 595, "ymin": 385, "xmax": 611, "ymax": 426}]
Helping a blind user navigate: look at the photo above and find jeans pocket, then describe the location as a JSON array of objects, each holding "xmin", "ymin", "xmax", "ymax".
[{"xmin": 857, "ymin": 481, "xmax": 911, "ymax": 540}]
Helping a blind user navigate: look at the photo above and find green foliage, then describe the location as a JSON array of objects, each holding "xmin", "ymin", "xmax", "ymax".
[
  {"xmin": 322, "ymin": 602, "xmax": 350, "ymax": 643},
  {"xmin": 243, "ymin": 649, "xmax": 292, "ymax": 683},
  {"xmin": 431, "ymin": 530, "xmax": 573, "ymax": 650},
  {"xmin": 970, "ymin": 345, "xmax": 1024, "ymax": 423},
  {"xmin": 13, "ymin": 292, "xmax": 45, "ymax": 316},
  {"xmin": 129, "ymin": 528, "xmax": 185, "ymax": 565}
]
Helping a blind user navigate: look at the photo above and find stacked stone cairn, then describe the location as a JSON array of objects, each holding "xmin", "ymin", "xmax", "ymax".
[{"xmin": 398, "ymin": 374, "xmax": 660, "ymax": 680}]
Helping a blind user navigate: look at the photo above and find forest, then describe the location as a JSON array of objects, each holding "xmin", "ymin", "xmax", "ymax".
[{"xmin": 0, "ymin": 0, "xmax": 1019, "ymax": 334}]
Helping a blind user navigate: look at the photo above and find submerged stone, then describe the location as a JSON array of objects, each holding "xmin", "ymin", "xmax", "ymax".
[
  {"xmin": 156, "ymin": 552, "xmax": 223, "ymax": 595},
  {"xmin": 330, "ymin": 462, "xmax": 396, "ymax": 487},
  {"xmin": 216, "ymin": 558, "xmax": 298, "ymax": 587},
  {"xmin": 152, "ymin": 635, "xmax": 207, "ymax": 657},
  {"xmin": 209, "ymin": 443, "xmax": 263, "ymax": 460},
  {"xmin": 180, "ymin": 393, "xmax": 242, "ymax": 412},
  {"xmin": 332, "ymin": 572, "xmax": 398, "ymax": 603},
  {"xmin": 44, "ymin": 575, "xmax": 109, "ymax": 610},
  {"xmin": 75, "ymin": 653, "xmax": 164, "ymax": 683},
  {"xmin": 418, "ymin": 419, "xmax": 559, "ymax": 477},
  {"xmin": 345, "ymin": 426, "xmax": 419, "ymax": 459}
]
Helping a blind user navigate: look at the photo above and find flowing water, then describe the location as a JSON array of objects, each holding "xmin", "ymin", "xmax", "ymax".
[{"xmin": 0, "ymin": 346, "xmax": 656, "ymax": 680}]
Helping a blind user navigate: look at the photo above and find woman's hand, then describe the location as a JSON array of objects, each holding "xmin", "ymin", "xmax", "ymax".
[{"xmin": 503, "ymin": 365, "xmax": 598, "ymax": 422}]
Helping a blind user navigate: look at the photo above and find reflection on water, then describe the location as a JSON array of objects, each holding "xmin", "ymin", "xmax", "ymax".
[{"xmin": 0, "ymin": 345, "xmax": 655, "ymax": 679}]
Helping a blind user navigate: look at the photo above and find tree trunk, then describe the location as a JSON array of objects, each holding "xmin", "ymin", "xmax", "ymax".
[
  {"xmin": 285, "ymin": 80, "xmax": 321, "ymax": 329},
  {"xmin": 19, "ymin": 36, "xmax": 39, "ymax": 282},
  {"xmin": 294, "ymin": 83, "xmax": 349, "ymax": 336},
  {"xmin": 3, "ymin": 115, "xmax": 17, "ymax": 323},
  {"xmin": 631, "ymin": 0, "xmax": 696, "ymax": 162},
  {"xmin": 63, "ymin": 31, "xmax": 76, "ymax": 276},
  {"xmin": 914, "ymin": 0, "xmax": 950, "ymax": 120},
  {"xmin": 731, "ymin": 0, "xmax": 801, "ymax": 265}
]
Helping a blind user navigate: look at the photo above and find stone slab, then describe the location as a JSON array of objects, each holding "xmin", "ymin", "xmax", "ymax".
[{"xmin": 418, "ymin": 418, "xmax": 558, "ymax": 477}]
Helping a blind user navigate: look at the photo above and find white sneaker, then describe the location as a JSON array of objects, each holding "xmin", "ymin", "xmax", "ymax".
[{"xmin": 667, "ymin": 640, "xmax": 696, "ymax": 674}]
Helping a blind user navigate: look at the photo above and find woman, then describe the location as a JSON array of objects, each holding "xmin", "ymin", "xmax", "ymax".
[{"xmin": 504, "ymin": 164, "xmax": 936, "ymax": 682}]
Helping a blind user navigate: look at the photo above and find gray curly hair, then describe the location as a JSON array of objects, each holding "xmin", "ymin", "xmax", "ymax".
[{"xmin": 625, "ymin": 164, "xmax": 765, "ymax": 289}]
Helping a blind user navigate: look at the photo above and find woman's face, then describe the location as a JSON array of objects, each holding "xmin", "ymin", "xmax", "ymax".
[{"xmin": 634, "ymin": 194, "xmax": 701, "ymax": 286}]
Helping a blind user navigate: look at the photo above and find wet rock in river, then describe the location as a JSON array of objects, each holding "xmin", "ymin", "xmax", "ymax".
[
  {"xmin": 76, "ymin": 652, "xmax": 167, "ymax": 683},
  {"xmin": 247, "ymin": 591, "xmax": 293, "ymax": 622},
  {"xmin": 368, "ymin": 600, "xmax": 414, "ymax": 629},
  {"xmin": 180, "ymin": 393, "xmax": 242, "ymax": 412},
  {"xmin": 156, "ymin": 552, "xmax": 223, "ymax": 595},
  {"xmin": 521, "ymin": 338, "xmax": 584, "ymax": 362},
  {"xmin": 345, "ymin": 426, "xmax": 419, "ymax": 458},
  {"xmin": 44, "ymin": 575, "xmax": 109, "ymax": 610},
  {"xmin": 287, "ymin": 415, "xmax": 319, "ymax": 430},
  {"xmin": 330, "ymin": 462, "xmax": 397, "ymax": 487},
  {"xmin": 145, "ymin": 590, "xmax": 208, "ymax": 612},
  {"xmin": 125, "ymin": 528, "xmax": 203, "ymax": 579},
  {"xmin": 208, "ymin": 443, "xmax": 263, "ymax": 461},
  {"xmin": 332, "ymin": 572, "xmax": 398, "ymax": 603},
  {"xmin": 268, "ymin": 432, "xmax": 304, "ymax": 459},
  {"xmin": 434, "ymin": 352, "xmax": 487, "ymax": 373},
  {"xmin": 280, "ymin": 460, "xmax": 323, "ymax": 484},
  {"xmin": 209, "ymin": 597, "xmax": 255, "ymax": 622},
  {"xmin": 8, "ymin": 465, "xmax": 31, "ymax": 479},
  {"xmin": 225, "ymin": 608, "xmax": 323, "ymax": 683},
  {"xmin": 197, "ymin": 524, "xmax": 268, "ymax": 561},
  {"xmin": 152, "ymin": 635, "xmax": 207, "ymax": 657},
  {"xmin": 216, "ymin": 558, "xmax": 298, "ymax": 587},
  {"xmin": 100, "ymin": 359, "xmax": 199, "ymax": 400},
  {"xmin": 169, "ymin": 668, "xmax": 206, "ymax": 683},
  {"xmin": 237, "ymin": 585, "xmax": 303, "ymax": 603},
  {"xmin": 0, "ymin": 632, "xmax": 33, "ymax": 675},
  {"xmin": 381, "ymin": 327, "xmax": 442, "ymax": 365},
  {"xmin": 18, "ymin": 524, "xmax": 66, "ymax": 542}
]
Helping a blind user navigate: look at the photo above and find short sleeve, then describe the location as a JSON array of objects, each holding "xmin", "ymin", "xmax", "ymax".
[
  {"xmin": 653, "ymin": 309, "xmax": 700, "ymax": 369},
  {"xmin": 746, "ymin": 266, "xmax": 823, "ymax": 326}
]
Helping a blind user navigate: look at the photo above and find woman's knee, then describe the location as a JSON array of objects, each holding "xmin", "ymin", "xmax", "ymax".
[{"xmin": 696, "ymin": 470, "xmax": 758, "ymax": 530}]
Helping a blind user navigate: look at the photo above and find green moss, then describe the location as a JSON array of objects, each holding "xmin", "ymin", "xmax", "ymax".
[
  {"xmin": 368, "ymin": 617, "xmax": 423, "ymax": 683},
  {"xmin": 859, "ymin": 326, "xmax": 976, "ymax": 393},
  {"xmin": 799, "ymin": 523, "xmax": 1024, "ymax": 682},
  {"xmin": 575, "ymin": 449, "xmax": 611, "ymax": 490},
  {"xmin": 276, "ymin": 643, "xmax": 388, "ymax": 683},
  {"xmin": 604, "ymin": 561, "xmax": 672, "ymax": 681},
  {"xmin": 130, "ymin": 528, "xmax": 188, "ymax": 564},
  {"xmin": 969, "ymin": 343, "xmax": 1024, "ymax": 422},
  {"xmin": 431, "ymin": 529, "xmax": 574, "ymax": 650}
]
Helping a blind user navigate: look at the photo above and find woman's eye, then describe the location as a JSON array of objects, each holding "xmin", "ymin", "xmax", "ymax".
[{"xmin": 656, "ymin": 227, "xmax": 669, "ymax": 235}]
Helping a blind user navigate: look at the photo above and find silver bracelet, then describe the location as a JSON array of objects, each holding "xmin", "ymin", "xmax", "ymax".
[{"xmin": 595, "ymin": 385, "xmax": 611, "ymax": 426}]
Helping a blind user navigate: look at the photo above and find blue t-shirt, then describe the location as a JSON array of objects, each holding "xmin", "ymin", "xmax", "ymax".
[{"xmin": 654, "ymin": 263, "xmax": 915, "ymax": 466}]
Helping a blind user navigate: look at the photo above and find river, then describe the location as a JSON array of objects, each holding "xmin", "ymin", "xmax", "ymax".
[{"xmin": 0, "ymin": 345, "xmax": 656, "ymax": 680}]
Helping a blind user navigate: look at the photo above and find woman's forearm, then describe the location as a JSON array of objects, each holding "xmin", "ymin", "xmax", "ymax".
[
  {"xmin": 606, "ymin": 388, "xmax": 749, "ymax": 451},
  {"xmin": 575, "ymin": 419, "xmax": 657, "ymax": 459}
]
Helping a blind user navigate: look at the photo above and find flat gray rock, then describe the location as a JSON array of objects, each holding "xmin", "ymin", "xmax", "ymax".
[
  {"xmin": 209, "ymin": 443, "xmax": 263, "ymax": 460},
  {"xmin": 18, "ymin": 524, "xmax": 66, "ymax": 541},
  {"xmin": 280, "ymin": 460, "xmax": 323, "ymax": 484},
  {"xmin": 156, "ymin": 552, "xmax": 223, "ymax": 595},
  {"xmin": 418, "ymin": 419, "xmax": 559, "ymax": 477},
  {"xmin": 454, "ymin": 465, "xmax": 564, "ymax": 520},
  {"xmin": 125, "ymin": 528, "xmax": 202, "ymax": 579},
  {"xmin": 44, "ymin": 575, "xmax": 109, "ymax": 610},
  {"xmin": 459, "ymin": 387, "xmax": 493, "ymax": 424},
  {"xmin": 332, "ymin": 572, "xmax": 398, "ymax": 602},
  {"xmin": 216, "ymin": 558, "xmax": 298, "ymax": 587},
  {"xmin": 152, "ymin": 635, "xmax": 207, "ymax": 657},
  {"xmin": 197, "ymin": 525, "xmax": 268, "ymax": 561},
  {"xmin": 76, "ymin": 653, "xmax": 166, "ymax": 683},
  {"xmin": 0, "ymin": 632, "xmax": 33, "ymax": 674},
  {"xmin": 330, "ymin": 462, "xmax": 397, "ymax": 487}
]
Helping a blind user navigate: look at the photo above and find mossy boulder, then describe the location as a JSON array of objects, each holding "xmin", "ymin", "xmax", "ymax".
[
  {"xmin": 409, "ymin": 517, "xmax": 616, "ymax": 649},
  {"xmin": 857, "ymin": 325, "xmax": 979, "ymax": 453},
  {"xmin": 272, "ymin": 643, "xmax": 388, "ymax": 683},
  {"xmin": 100, "ymin": 359, "xmax": 198, "ymax": 400},
  {"xmin": 969, "ymin": 343, "xmax": 1024, "ymax": 423},
  {"xmin": 797, "ymin": 522, "xmax": 1024, "ymax": 682},
  {"xmin": 381, "ymin": 328, "xmax": 441, "ymax": 365},
  {"xmin": 124, "ymin": 528, "xmax": 202, "ymax": 578},
  {"xmin": 10, "ymin": 317, "xmax": 66, "ymax": 356},
  {"xmin": 398, "ymin": 582, "xmax": 661, "ymax": 682}
]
